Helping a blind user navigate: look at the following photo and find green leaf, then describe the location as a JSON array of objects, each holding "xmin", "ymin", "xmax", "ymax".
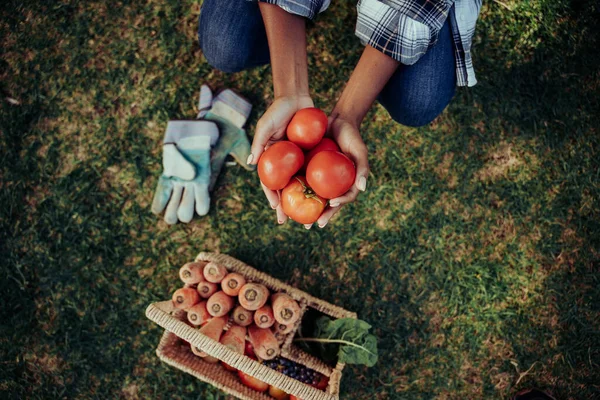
[{"xmin": 295, "ymin": 317, "xmax": 378, "ymax": 367}]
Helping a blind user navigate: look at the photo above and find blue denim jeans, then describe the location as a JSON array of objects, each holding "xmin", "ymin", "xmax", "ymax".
[{"xmin": 198, "ymin": 0, "xmax": 456, "ymax": 127}]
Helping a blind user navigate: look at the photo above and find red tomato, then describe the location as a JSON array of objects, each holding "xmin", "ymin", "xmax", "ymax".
[
  {"xmin": 306, "ymin": 151, "xmax": 356, "ymax": 199},
  {"xmin": 286, "ymin": 108, "xmax": 328, "ymax": 150},
  {"xmin": 238, "ymin": 370, "xmax": 269, "ymax": 392},
  {"xmin": 302, "ymin": 137, "xmax": 340, "ymax": 171},
  {"xmin": 258, "ymin": 141, "xmax": 304, "ymax": 190},
  {"xmin": 281, "ymin": 177, "xmax": 327, "ymax": 224},
  {"xmin": 313, "ymin": 375, "xmax": 329, "ymax": 390}
]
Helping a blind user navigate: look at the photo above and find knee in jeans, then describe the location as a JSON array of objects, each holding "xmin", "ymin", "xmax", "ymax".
[
  {"xmin": 387, "ymin": 97, "xmax": 450, "ymax": 127},
  {"xmin": 199, "ymin": 35, "xmax": 250, "ymax": 73}
]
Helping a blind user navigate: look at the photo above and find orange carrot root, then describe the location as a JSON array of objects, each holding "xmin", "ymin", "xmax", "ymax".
[
  {"xmin": 187, "ymin": 301, "xmax": 211, "ymax": 326},
  {"xmin": 238, "ymin": 283, "xmax": 270, "ymax": 311},
  {"xmin": 203, "ymin": 262, "xmax": 228, "ymax": 283},
  {"xmin": 221, "ymin": 273, "xmax": 247, "ymax": 297},
  {"xmin": 273, "ymin": 322, "xmax": 294, "ymax": 335},
  {"xmin": 207, "ymin": 291, "xmax": 235, "ymax": 317},
  {"xmin": 248, "ymin": 325, "xmax": 280, "ymax": 360},
  {"xmin": 254, "ymin": 305, "xmax": 275, "ymax": 329},
  {"xmin": 179, "ymin": 261, "xmax": 207, "ymax": 284},
  {"xmin": 220, "ymin": 324, "xmax": 247, "ymax": 356},
  {"xmin": 232, "ymin": 305, "xmax": 254, "ymax": 327},
  {"xmin": 197, "ymin": 315, "xmax": 228, "ymax": 357},
  {"xmin": 271, "ymin": 293, "xmax": 301, "ymax": 325},
  {"xmin": 196, "ymin": 281, "xmax": 218, "ymax": 299},
  {"xmin": 172, "ymin": 287, "xmax": 200, "ymax": 310}
]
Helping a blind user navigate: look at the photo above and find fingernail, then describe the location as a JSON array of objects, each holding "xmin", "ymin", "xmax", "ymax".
[
  {"xmin": 270, "ymin": 203, "xmax": 277, "ymax": 209},
  {"xmin": 357, "ymin": 176, "xmax": 367, "ymax": 191},
  {"xmin": 246, "ymin": 154, "xmax": 254, "ymax": 165},
  {"xmin": 330, "ymin": 202, "xmax": 340, "ymax": 208},
  {"xmin": 304, "ymin": 224, "xmax": 312, "ymax": 230},
  {"xmin": 278, "ymin": 219, "xmax": 284, "ymax": 224},
  {"xmin": 318, "ymin": 222, "xmax": 327, "ymax": 228}
]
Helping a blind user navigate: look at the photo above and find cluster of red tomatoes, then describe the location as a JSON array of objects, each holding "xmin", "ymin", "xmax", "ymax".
[{"xmin": 257, "ymin": 108, "xmax": 356, "ymax": 224}]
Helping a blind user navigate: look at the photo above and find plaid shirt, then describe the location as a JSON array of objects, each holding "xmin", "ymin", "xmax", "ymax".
[{"xmin": 257, "ymin": 0, "xmax": 481, "ymax": 87}]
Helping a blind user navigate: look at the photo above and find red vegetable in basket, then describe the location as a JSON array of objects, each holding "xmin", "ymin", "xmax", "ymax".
[
  {"xmin": 172, "ymin": 287, "xmax": 200, "ymax": 310},
  {"xmin": 221, "ymin": 273, "xmax": 246, "ymax": 297},
  {"xmin": 232, "ymin": 305, "xmax": 254, "ymax": 327},
  {"xmin": 245, "ymin": 341, "xmax": 257, "ymax": 359},
  {"xmin": 203, "ymin": 262, "xmax": 228, "ymax": 283},
  {"xmin": 312, "ymin": 375, "xmax": 329, "ymax": 390},
  {"xmin": 179, "ymin": 261, "xmax": 207, "ymax": 284},
  {"xmin": 238, "ymin": 370, "xmax": 269, "ymax": 392},
  {"xmin": 197, "ymin": 315, "xmax": 228, "ymax": 357},
  {"xmin": 272, "ymin": 293, "xmax": 301, "ymax": 325},
  {"xmin": 187, "ymin": 301, "xmax": 211, "ymax": 326},
  {"xmin": 269, "ymin": 386, "xmax": 290, "ymax": 400},
  {"xmin": 197, "ymin": 280, "xmax": 218, "ymax": 299},
  {"xmin": 248, "ymin": 325, "xmax": 280, "ymax": 360},
  {"xmin": 239, "ymin": 283, "xmax": 270, "ymax": 311},
  {"xmin": 254, "ymin": 305, "xmax": 275, "ymax": 329},
  {"xmin": 220, "ymin": 324, "xmax": 247, "ymax": 372},
  {"xmin": 207, "ymin": 291, "xmax": 235, "ymax": 317}
]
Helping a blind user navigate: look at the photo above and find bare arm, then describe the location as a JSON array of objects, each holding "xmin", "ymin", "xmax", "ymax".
[
  {"xmin": 250, "ymin": 3, "xmax": 314, "ymax": 224},
  {"xmin": 317, "ymin": 45, "xmax": 399, "ymax": 227}
]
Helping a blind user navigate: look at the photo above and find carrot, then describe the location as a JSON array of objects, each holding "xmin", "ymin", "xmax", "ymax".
[
  {"xmin": 221, "ymin": 273, "xmax": 246, "ymax": 296},
  {"xmin": 172, "ymin": 287, "xmax": 200, "ymax": 310},
  {"xmin": 238, "ymin": 283, "xmax": 269, "ymax": 311},
  {"xmin": 248, "ymin": 325, "xmax": 280, "ymax": 360},
  {"xmin": 196, "ymin": 281, "xmax": 218, "ymax": 299},
  {"xmin": 271, "ymin": 293, "xmax": 301, "ymax": 325},
  {"xmin": 191, "ymin": 344, "xmax": 218, "ymax": 363},
  {"xmin": 187, "ymin": 301, "xmax": 211, "ymax": 326},
  {"xmin": 273, "ymin": 322, "xmax": 293, "ymax": 335},
  {"xmin": 203, "ymin": 262, "xmax": 228, "ymax": 283},
  {"xmin": 254, "ymin": 305, "xmax": 275, "ymax": 329},
  {"xmin": 232, "ymin": 305, "xmax": 254, "ymax": 327},
  {"xmin": 197, "ymin": 315, "xmax": 228, "ymax": 357},
  {"xmin": 207, "ymin": 291, "xmax": 235, "ymax": 317},
  {"xmin": 220, "ymin": 324, "xmax": 247, "ymax": 355},
  {"xmin": 179, "ymin": 261, "xmax": 207, "ymax": 284}
]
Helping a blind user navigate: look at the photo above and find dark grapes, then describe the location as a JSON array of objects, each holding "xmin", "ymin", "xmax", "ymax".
[{"xmin": 262, "ymin": 356, "xmax": 325, "ymax": 385}]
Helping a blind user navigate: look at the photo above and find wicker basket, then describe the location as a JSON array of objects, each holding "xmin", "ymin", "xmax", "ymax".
[{"xmin": 146, "ymin": 252, "xmax": 357, "ymax": 400}]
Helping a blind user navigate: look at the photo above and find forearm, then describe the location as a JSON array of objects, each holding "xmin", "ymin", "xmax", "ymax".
[
  {"xmin": 332, "ymin": 45, "xmax": 399, "ymax": 126},
  {"xmin": 259, "ymin": 3, "xmax": 309, "ymax": 98}
]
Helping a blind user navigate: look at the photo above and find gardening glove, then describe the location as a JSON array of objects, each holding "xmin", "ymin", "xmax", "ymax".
[
  {"xmin": 198, "ymin": 85, "xmax": 255, "ymax": 191},
  {"xmin": 151, "ymin": 120, "xmax": 219, "ymax": 224}
]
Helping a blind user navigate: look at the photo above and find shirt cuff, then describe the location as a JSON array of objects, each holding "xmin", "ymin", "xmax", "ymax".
[
  {"xmin": 256, "ymin": 0, "xmax": 330, "ymax": 20},
  {"xmin": 355, "ymin": 0, "xmax": 432, "ymax": 65}
]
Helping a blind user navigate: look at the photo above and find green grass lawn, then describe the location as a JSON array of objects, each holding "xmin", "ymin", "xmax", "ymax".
[{"xmin": 1, "ymin": 0, "xmax": 599, "ymax": 399}]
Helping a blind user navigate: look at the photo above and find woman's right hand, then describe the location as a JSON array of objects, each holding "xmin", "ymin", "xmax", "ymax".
[{"xmin": 247, "ymin": 95, "xmax": 314, "ymax": 224}]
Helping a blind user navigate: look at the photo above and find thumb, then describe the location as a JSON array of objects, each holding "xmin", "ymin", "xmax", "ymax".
[{"xmin": 352, "ymin": 145, "xmax": 369, "ymax": 192}]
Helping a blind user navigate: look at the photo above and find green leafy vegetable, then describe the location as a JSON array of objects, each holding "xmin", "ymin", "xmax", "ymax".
[{"xmin": 294, "ymin": 317, "xmax": 378, "ymax": 367}]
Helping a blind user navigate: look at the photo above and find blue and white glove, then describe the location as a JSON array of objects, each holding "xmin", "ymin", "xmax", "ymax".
[{"xmin": 151, "ymin": 120, "xmax": 219, "ymax": 224}]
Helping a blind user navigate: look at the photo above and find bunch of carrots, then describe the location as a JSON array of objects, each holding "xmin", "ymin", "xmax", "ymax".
[{"xmin": 172, "ymin": 261, "xmax": 310, "ymax": 399}]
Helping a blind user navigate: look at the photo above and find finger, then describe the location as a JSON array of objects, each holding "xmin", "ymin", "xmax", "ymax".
[
  {"xmin": 276, "ymin": 203, "xmax": 287, "ymax": 225},
  {"xmin": 194, "ymin": 183, "xmax": 211, "ymax": 216},
  {"xmin": 317, "ymin": 205, "xmax": 343, "ymax": 228},
  {"xmin": 164, "ymin": 182, "xmax": 184, "ymax": 225},
  {"xmin": 304, "ymin": 224, "xmax": 313, "ymax": 230},
  {"xmin": 151, "ymin": 176, "xmax": 173, "ymax": 215},
  {"xmin": 328, "ymin": 186, "xmax": 360, "ymax": 207},
  {"xmin": 177, "ymin": 185, "xmax": 196, "ymax": 223},
  {"xmin": 261, "ymin": 182, "xmax": 280, "ymax": 209}
]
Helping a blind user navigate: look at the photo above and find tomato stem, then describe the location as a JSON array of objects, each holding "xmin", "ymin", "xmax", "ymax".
[{"xmin": 295, "ymin": 177, "xmax": 324, "ymax": 205}]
